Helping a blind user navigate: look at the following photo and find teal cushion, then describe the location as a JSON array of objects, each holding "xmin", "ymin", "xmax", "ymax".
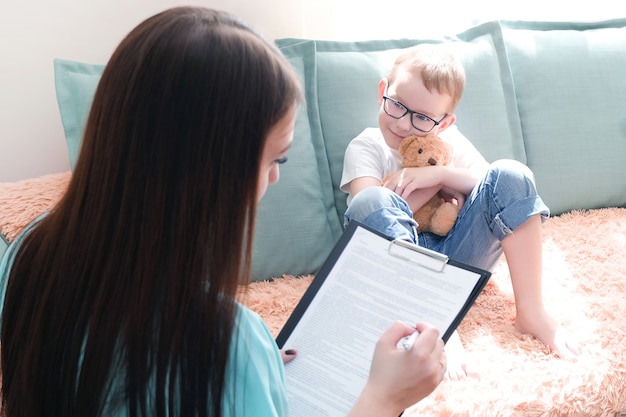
[
  {"xmin": 279, "ymin": 21, "xmax": 524, "ymax": 220},
  {"xmin": 53, "ymin": 59, "xmax": 105, "ymax": 170},
  {"xmin": 53, "ymin": 56, "xmax": 342, "ymax": 281},
  {"xmin": 501, "ymin": 19, "xmax": 626, "ymax": 214},
  {"xmin": 0, "ymin": 234, "xmax": 7, "ymax": 266},
  {"xmin": 251, "ymin": 45, "xmax": 343, "ymax": 280}
]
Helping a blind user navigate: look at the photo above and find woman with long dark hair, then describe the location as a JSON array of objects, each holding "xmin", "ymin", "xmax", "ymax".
[{"xmin": 1, "ymin": 7, "xmax": 445, "ymax": 417}]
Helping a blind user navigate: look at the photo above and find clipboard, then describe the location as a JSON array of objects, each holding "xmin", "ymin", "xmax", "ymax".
[
  {"xmin": 387, "ymin": 238, "xmax": 449, "ymax": 272},
  {"xmin": 275, "ymin": 220, "xmax": 491, "ymax": 417},
  {"xmin": 277, "ymin": 220, "xmax": 491, "ymax": 346}
]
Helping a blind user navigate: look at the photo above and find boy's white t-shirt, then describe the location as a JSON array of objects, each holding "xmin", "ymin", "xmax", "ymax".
[{"xmin": 340, "ymin": 125, "xmax": 489, "ymax": 205}]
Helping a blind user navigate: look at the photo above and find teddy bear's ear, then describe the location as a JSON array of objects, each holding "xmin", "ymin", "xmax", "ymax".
[
  {"xmin": 399, "ymin": 135, "xmax": 419, "ymax": 156},
  {"xmin": 426, "ymin": 133, "xmax": 453, "ymax": 160}
]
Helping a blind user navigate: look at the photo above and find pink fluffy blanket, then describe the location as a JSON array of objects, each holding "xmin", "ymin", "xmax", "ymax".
[{"xmin": 2, "ymin": 172, "xmax": 625, "ymax": 416}]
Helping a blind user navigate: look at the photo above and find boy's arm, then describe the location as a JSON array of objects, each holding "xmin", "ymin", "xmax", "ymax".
[
  {"xmin": 403, "ymin": 186, "xmax": 442, "ymax": 212},
  {"xmin": 384, "ymin": 165, "xmax": 481, "ymax": 212},
  {"xmin": 348, "ymin": 176, "xmax": 442, "ymax": 214},
  {"xmin": 438, "ymin": 165, "xmax": 483, "ymax": 195},
  {"xmin": 347, "ymin": 177, "xmax": 384, "ymax": 197},
  {"xmin": 386, "ymin": 165, "xmax": 479, "ymax": 199}
]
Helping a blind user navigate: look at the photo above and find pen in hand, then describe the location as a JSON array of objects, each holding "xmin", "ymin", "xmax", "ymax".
[{"xmin": 396, "ymin": 331, "xmax": 419, "ymax": 351}]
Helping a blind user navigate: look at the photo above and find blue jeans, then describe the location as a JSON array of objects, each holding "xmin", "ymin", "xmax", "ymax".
[{"xmin": 343, "ymin": 159, "xmax": 549, "ymax": 271}]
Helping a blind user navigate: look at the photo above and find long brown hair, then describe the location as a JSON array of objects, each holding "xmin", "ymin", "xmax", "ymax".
[{"xmin": 1, "ymin": 7, "xmax": 301, "ymax": 417}]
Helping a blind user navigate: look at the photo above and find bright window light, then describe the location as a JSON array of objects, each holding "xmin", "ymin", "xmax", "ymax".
[{"xmin": 301, "ymin": 1, "xmax": 626, "ymax": 40}]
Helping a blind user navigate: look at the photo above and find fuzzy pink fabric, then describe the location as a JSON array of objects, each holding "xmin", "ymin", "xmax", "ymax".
[
  {"xmin": 0, "ymin": 171, "xmax": 71, "ymax": 241},
  {"xmin": 246, "ymin": 209, "xmax": 626, "ymax": 416},
  {"xmin": 2, "ymin": 173, "xmax": 625, "ymax": 416}
]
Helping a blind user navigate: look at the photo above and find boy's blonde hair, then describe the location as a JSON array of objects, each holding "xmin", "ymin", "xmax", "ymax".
[{"xmin": 387, "ymin": 43, "xmax": 466, "ymax": 112}]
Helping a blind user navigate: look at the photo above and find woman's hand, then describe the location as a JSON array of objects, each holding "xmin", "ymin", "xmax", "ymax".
[
  {"xmin": 348, "ymin": 322, "xmax": 446, "ymax": 417},
  {"xmin": 280, "ymin": 349, "xmax": 297, "ymax": 364}
]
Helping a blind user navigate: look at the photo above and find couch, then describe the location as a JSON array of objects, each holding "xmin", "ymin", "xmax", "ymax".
[{"xmin": 1, "ymin": 19, "xmax": 625, "ymax": 416}]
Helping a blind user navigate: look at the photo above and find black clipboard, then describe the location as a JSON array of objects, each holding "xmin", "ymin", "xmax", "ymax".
[{"xmin": 276, "ymin": 220, "xmax": 491, "ymax": 345}]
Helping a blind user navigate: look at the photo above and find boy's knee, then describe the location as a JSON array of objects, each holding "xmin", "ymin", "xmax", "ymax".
[
  {"xmin": 344, "ymin": 186, "xmax": 412, "ymax": 225},
  {"xmin": 349, "ymin": 186, "xmax": 408, "ymax": 213},
  {"xmin": 489, "ymin": 159, "xmax": 537, "ymax": 192},
  {"xmin": 491, "ymin": 159, "xmax": 535, "ymax": 185},
  {"xmin": 352, "ymin": 186, "xmax": 393, "ymax": 205},
  {"xmin": 491, "ymin": 159, "xmax": 534, "ymax": 180}
]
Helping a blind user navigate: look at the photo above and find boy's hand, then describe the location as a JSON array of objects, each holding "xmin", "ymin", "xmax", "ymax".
[
  {"xmin": 439, "ymin": 186, "xmax": 466, "ymax": 209},
  {"xmin": 382, "ymin": 167, "xmax": 443, "ymax": 213},
  {"xmin": 383, "ymin": 166, "xmax": 443, "ymax": 200}
]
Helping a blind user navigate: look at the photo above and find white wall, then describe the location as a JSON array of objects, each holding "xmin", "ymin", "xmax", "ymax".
[
  {"xmin": 2, "ymin": 1, "xmax": 624, "ymax": 182},
  {"xmin": 0, "ymin": 0, "xmax": 314, "ymax": 182}
]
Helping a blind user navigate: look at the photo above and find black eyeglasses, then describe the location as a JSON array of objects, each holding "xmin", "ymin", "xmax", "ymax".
[{"xmin": 382, "ymin": 95, "xmax": 447, "ymax": 133}]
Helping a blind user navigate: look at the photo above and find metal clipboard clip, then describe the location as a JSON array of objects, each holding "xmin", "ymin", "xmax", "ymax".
[{"xmin": 387, "ymin": 239, "xmax": 449, "ymax": 273}]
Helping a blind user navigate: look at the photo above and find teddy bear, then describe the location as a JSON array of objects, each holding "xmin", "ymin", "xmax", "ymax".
[{"xmin": 383, "ymin": 134, "xmax": 459, "ymax": 236}]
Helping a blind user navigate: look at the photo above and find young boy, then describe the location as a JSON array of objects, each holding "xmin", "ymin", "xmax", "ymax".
[{"xmin": 340, "ymin": 43, "xmax": 580, "ymax": 380}]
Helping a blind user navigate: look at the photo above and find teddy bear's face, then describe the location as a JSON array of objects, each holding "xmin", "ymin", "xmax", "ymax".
[{"xmin": 398, "ymin": 134, "xmax": 453, "ymax": 168}]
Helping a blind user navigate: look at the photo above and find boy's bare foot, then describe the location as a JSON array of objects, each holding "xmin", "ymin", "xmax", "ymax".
[
  {"xmin": 514, "ymin": 309, "xmax": 581, "ymax": 360},
  {"xmin": 443, "ymin": 330, "xmax": 474, "ymax": 380}
]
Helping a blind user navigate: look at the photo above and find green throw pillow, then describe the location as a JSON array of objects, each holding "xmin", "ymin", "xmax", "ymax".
[
  {"xmin": 0, "ymin": 235, "xmax": 8, "ymax": 266},
  {"xmin": 500, "ymin": 19, "xmax": 626, "ymax": 214},
  {"xmin": 53, "ymin": 59, "xmax": 105, "ymax": 170},
  {"xmin": 251, "ymin": 47, "xmax": 343, "ymax": 281}
]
